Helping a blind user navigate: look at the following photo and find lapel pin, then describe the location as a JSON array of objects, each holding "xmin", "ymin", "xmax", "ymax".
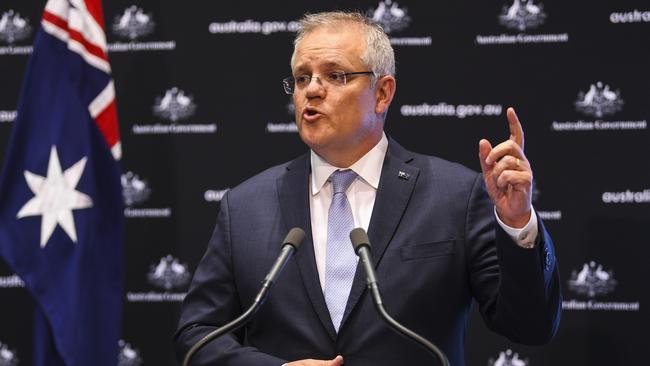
[{"xmin": 398, "ymin": 171, "xmax": 410, "ymax": 180}]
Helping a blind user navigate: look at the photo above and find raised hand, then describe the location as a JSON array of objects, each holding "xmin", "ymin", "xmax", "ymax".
[{"xmin": 478, "ymin": 107, "xmax": 533, "ymax": 228}]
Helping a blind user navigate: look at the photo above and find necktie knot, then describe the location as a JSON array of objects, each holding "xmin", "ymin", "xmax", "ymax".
[{"xmin": 329, "ymin": 170, "xmax": 357, "ymax": 195}]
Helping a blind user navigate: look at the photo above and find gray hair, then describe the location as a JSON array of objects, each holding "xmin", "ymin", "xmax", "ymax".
[{"xmin": 291, "ymin": 11, "xmax": 396, "ymax": 78}]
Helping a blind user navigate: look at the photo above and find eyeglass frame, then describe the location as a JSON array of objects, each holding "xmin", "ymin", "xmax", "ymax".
[{"xmin": 282, "ymin": 71, "xmax": 375, "ymax": 95}]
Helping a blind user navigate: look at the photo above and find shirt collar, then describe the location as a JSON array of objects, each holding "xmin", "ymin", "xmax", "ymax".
[{"xmin": 310, "ymin": 132, "xmax": 388, "ymax": 195}]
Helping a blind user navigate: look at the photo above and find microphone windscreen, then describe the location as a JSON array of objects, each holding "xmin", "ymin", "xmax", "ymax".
[
  {"xmin": 350, "ymin": 228, "xmax": 371, "ymax": 252},
  {"xmin": 283, "ymin": 227, "xmax": 305, "ymax": 249}
]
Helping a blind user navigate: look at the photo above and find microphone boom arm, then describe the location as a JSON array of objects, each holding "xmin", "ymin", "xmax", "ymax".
[
  {"xmin": 352, "ymin": 229, "xmax": 450, "ymax": 366},
  {"xmin": 181, "ymin": 228, "xmax": 305, "ymax": 366}
]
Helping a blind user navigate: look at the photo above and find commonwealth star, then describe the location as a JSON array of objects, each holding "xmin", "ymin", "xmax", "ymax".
[{"xmin": 16, "ymin": 146, "xmax": 93, "ymax": 247}]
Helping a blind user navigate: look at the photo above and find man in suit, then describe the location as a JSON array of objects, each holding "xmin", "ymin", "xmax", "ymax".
[{"xmin": 175, "ymin": 11, "xmax": 561, "ymax": 366}]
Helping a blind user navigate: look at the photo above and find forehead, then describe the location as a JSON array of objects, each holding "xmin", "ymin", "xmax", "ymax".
[{"xmin": 293, "ymin": 23, "xmax": 366, "ymax": 71}]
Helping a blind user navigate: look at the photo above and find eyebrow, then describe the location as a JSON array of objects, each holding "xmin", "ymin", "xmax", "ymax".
[{"xmin": 293, "ymin": 60, "xmax": 348, "ymax": 74}]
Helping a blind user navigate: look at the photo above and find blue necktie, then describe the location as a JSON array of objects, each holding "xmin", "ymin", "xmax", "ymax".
[{"xmin": 324, "ymin": 169, "xmax": 359, "ymax": 332}]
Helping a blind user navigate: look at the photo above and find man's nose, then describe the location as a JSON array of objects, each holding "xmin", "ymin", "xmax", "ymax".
[{"xmin": 305, "ymin": 76, "xmax": 326, "ymax": 98}]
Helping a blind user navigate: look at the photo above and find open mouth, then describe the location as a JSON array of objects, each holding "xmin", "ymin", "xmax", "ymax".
[{"xmin": 303, "ymin": 107, "xmax": 322, "ymax": 120}]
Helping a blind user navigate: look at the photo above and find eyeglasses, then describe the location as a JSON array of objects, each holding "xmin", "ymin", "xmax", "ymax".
[{"xmin": 282, "ymin": 71, "xmax": 374, "ymax": 95}]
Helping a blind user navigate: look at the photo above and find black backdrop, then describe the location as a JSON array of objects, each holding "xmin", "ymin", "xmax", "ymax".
[{"xmin": 1, "ymin": 1, "xmax": 649, "ymax": 365}]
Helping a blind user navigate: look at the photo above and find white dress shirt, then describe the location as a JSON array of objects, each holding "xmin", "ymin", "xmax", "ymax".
[{"xmin": 308, "ymin": 132, "xmax": 538, "ymax": 290}]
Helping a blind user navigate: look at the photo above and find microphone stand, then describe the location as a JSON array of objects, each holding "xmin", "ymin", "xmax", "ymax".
[
  {"xmin": 350, "ymin": 228, "xmax": 450, "ymax": 366},
  {"xmin": 182, "ymin": 228, "xmax": 305, "ymax": 366}
]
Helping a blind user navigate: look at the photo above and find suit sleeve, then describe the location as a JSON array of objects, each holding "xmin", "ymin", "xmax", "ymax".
[
  {"xmin": 465, "ymin": 173, "xmax": 562, "ymax": 345},
  {"xmin": 174, "ymin": 192, "xmax": 286, "ymax": 365}
]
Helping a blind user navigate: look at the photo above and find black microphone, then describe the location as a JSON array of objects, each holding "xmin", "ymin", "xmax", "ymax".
[
  {"xmin": 349, "ymin": 228, "xmax": 450, "ymax": 366},
  {"xmin": 182, "ymin": 227, "xmax": 305, "ymax": 366}
]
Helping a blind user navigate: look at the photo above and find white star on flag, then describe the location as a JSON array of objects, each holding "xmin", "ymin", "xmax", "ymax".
[{"xmin": 16, "ymin": 146, "xmax": 93, "ymax": 247}]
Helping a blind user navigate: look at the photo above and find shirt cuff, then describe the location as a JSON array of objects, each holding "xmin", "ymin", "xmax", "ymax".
[{"xmin": 493, "ymin": 206, "xmax": 538, "ymax": 248}]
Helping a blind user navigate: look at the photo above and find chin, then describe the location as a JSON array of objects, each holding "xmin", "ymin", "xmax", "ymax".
[
  {"xmin": 299, "ymin": 132, "xmax": 331, "ymax": 153},
  {"xmin": 298, "ymin": 123, "xmax": 325, "ymax": 144},
  {"xmin": 299, "ymin": 135, "xmax": 323, "ymax": 151}
]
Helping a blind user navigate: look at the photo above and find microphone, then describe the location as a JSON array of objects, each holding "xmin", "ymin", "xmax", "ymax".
[
  {"xmin": 349, "ymin": 228, "xmax": 450, "ymax": 366},
  {"xmin": 182, "ymin": 227, "xmax": 305, "ymax": 366}
]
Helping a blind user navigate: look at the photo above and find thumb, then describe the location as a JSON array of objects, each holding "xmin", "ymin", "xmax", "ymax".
[
  {"xmin": 330, "ymin": 355, "xmax": 344, "ymax": 365},
  {"xmin": 478, "ymin": 139, "xmax": 493, "ymax": 175}
]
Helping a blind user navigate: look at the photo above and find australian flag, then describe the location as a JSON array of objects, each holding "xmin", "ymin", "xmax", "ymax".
[{"xmin": 0, "ymin": 0, "xmax": 123, "ymax": 365}]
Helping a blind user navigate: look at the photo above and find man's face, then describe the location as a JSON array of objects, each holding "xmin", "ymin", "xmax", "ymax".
[{"xmin": 292, "ymin": 24, "xmax": 383, "ymax": 166}]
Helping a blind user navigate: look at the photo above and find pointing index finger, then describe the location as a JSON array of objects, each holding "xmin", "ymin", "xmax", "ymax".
[{"xmin": 507, "ymin": 107, "xmax": 525, "ymax": 150}]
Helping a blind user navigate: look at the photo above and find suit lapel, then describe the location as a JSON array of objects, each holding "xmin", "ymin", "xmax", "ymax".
[
  {"xmin": 340, "ymin": 139, "xmax": 419, "ymax": 329},
  {"xmin": 277, "ymin": 153, "xmax": 337, "ymax": 340}
]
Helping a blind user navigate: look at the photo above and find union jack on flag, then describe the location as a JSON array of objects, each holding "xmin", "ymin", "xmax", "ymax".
[{"xmin": 0, "ymin": 0, "xmax": 123, "ymax": 365}]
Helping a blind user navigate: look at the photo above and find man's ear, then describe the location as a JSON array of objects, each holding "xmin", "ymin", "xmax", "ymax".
[{"xmin": 375, "ymin": 75, "xmax": 396, "ymax": 115}]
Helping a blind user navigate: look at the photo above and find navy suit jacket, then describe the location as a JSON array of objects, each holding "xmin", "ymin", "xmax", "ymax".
[{"xmin": 175, "ymin": 139, "xmax": 561, "ymax": 366}]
